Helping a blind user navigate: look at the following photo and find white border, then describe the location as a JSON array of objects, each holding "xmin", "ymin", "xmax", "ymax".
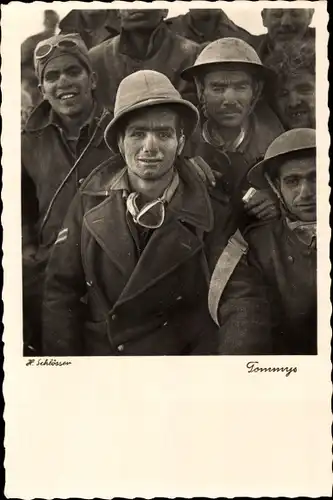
[{"xmin": 2, "ymin": 2, "xmax": 331, "ymax": 497}]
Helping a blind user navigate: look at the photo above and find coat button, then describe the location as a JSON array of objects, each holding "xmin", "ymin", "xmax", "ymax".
[
  {"xmin": 117, "ymin": 344, "xmax": 124, "ymax": 352},
  {"xmin": 176, "ymin": 296, "xmax": 182, "ymax": 301},
  {"xmin": 78, "ymin": 178, "xmax": 85, "ymax": 185},
  {"xmin": 86, "ymin": 281, "xmax": 93, "ymax": 287},
  {"xmin": 111, "ymin": 314, "xmax": 117, "ymax": 321},
  {"xmin": 288, "ymin": 256, "xmax": 294, "ymax": 263}
]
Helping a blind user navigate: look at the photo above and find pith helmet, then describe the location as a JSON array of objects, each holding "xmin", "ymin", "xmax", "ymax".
[
  {"xmin": 104, "ymin": 70, "xmax": 200, "ymax": 153},
  {"xmin": 181, "ymin": 37, "xmax": 274, "ymax": 82},
  {"xmin": 248, "ymin": 128, "xmax": 316, "ymax": 189}
]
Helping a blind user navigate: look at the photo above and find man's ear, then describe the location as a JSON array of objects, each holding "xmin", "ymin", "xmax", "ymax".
[
  {"xmin": 38, "ymin": 83, "xmax": 46, "ymax": 99},
  {"xmin": 177, "ymin": 133, "xmax": 186, "ymax": 156},
  {"xmin": 117, "ymin": 134, "xmax": 125, "ymax": 158},
  {"xmin": 161, "ymin": 9, "xmax": 169, "ymax": 20},
  {"xmin": 91, "ymin": 71, "xmax": 97, "ymax": 90}
]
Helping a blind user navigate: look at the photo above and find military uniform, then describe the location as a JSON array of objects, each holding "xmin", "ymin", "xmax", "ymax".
[
  {"xmin": 245, "ymin": 219, "xmax": 316, "ymax": 354},
  {"xmin": 166, "ymin": 10, "xmax": 254, "ymax": 46},
  {"xmin": 43, "ymin": 158, "xmax": 272, "ymax": 356},
  {"xmin": 59, "ymin": 10, "xmax": 120, "ymax": 49},
  {"xmin": 22, "ymin": 100, "xmax": 112, "ymax": 355},
  {"xmin": 89, "ymin": 22, "xmax": 201, "ymax": 111}
]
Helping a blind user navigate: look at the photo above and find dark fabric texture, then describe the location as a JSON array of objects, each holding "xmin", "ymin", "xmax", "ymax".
[
  {"xmin": 42, "ymin": 158, "xmax": 272, "ymax": 356},
  {"xmin": 88, "ymin": 22, "xmax": 201, "ymax": 111},
  {"xmin": 245, "ymin": 218, "xmax": 317, "ymax": 355},
  {"xmin": 21, "ymin": 100, "xmax": 113, "ymax": 354}
]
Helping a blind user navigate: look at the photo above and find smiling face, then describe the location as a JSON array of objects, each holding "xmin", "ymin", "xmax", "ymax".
[
  {"xmin": 262, "ymin": 9, "xmax": 313, "ymax": 46},
  {"xmin": 118, "ymin": 106, "xmax": 184, "ymax": 182},
  {"xmin": 201, "ymin": 68, "xmax": 255, "ymax": 128},
  {"xmin": 275, "ymin": 71, "xmax": 315, "ymax": 130},
  {"xmin": 40, "ymin": 54, "xmax": 95, "ymax": 118},
  {"xmin": 119, "ymin": 9, "xmax": 167, "ymax": 31},
  {"xmin": 275, "ymin": 154, "xmax": 316, "ymax": 222}
]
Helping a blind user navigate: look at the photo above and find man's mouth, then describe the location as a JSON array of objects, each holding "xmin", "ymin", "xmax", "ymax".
[
  {"xmin": 288, "ymin": 109, "xmax": 309, "ymax": 120},
  {"xmin": 57, "ymin": 91, "xmax": 79, "ymax": 102},
  {"xmin": 138, "ymin": 158, "xmax": 162, "ymax": 164}
]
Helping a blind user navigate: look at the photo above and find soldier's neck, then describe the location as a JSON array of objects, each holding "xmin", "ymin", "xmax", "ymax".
[
  {"xmin": 128, "ymin": 168, "xmax": 175, "ymax": 202},
  {"xmin": 59, "ymin": 100, "xmax": 94, "ymax": 139},
  {"xmin": 122, "ymin": 27, "xmax": 158, "ymax": 58}
]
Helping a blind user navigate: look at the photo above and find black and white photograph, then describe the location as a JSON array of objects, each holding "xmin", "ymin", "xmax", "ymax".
[
  {"xmin": 2, "ymin": 1, "xmax": 331, "ymax": 498},
  {"xmin": 20, "ymin": 3, "xmax": 318, "ymax": 357}
]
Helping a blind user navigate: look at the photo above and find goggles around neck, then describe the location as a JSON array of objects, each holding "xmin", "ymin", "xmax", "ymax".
[
  {"xmin": 35, "ymin": 36, "xmax": 82, "ymax": 61},
  {"xmin": 126, "ymin": 172, "xmax": 180, "ymax": 229}
]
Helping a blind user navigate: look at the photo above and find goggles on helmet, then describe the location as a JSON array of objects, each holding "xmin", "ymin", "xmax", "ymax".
[{"xmin": 35, "ymin": 36, "xmax": 81, "ymax": 61}]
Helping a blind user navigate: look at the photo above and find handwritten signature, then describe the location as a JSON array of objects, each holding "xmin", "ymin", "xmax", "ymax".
[
  {"xmin": 26, "ymin": 358, "xmax": 72, "ymax": 367},
  {"xmin": 246, "ymin": 361, "xmax": 297, "ymax": 377}
]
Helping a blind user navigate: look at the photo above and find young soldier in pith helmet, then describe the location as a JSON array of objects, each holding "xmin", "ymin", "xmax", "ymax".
[
  {"xmin": 181, "ymin": 38, "xmax": 284, "ymax": 228},
  {"xmin": 43, "ymin": 70, "xmax": 272, "ymax": 356},
  {"xmin": 22, "ymin": 33, "xmax": 112, "ymax": 356},
  {"xmin": 246, "ymin": 128, "xmax": 317, "ymax": 354}
]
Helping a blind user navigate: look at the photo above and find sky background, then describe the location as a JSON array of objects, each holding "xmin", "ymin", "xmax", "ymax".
[{"xmin": 17, "ymin": 1, "xmax": 318, "ymax": 42}]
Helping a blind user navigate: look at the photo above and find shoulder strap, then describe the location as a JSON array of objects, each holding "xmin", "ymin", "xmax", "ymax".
[{"xmin": 207, "ymin": 229, "xmax": 249, "ymax": 326}]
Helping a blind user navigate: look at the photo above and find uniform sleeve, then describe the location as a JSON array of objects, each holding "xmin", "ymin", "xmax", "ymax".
[
  {"xmin": 217, "ymin": 254, "xmax": 273, "ymax": 354},
  {"xmin": 205, "ymin": 205, "xmax": 273, "ymax": 355},
  {"xmin": 42, "ymin": 193, "xmax": 87, "ymax": 356},
  {"xmin": 21, "ymin": 147, "xmax": 39, "ymax": 255}
]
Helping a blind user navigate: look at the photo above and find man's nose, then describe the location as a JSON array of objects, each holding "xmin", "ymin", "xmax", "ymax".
[
  {"xmin": 142, "ymin": 132, "xmax": 158, "ymax": 152},
  {"xmin": 299, "ymin": 180, "xmax": 315, "ymax": 199},
  {"xmin": 280, "ymin": 14, "xmax": 293, "ymax": 27},
  {"xmin": 222, "ymin": 87, "xmax": 237, "ymax": 103},
  {"xmin": 288, "ymin": 91, "xmax": 302, "ymax": 108},
  {"xmin": 58, "ymin": 72, "xmax": 71, "ymax": 86}
]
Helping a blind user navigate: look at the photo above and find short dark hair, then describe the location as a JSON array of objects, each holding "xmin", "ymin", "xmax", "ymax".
[{"xmin": 265, "ymin": 41, "xmax": 315, "ymax": 84}]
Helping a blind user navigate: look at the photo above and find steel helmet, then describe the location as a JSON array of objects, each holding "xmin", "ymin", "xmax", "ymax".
[
  {"xmin": 104, "ymin": 70, "xmax": 200, "ymax": 153},
  {"xmin": 181, "ymin": 37, "xmax": 274, "ymax": 81},
  {"xmin": 247, "ymin": 128, "xmax": 316, "ymax": 189}
]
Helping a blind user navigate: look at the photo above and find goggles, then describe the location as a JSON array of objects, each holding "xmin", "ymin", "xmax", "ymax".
[
  {"xmin": 35, "ymin": 36, "xmax": 81, "ymax": 61},
  {"xmin": 126, "ymin": 172, "xmax": 179, "ymax": 229}
]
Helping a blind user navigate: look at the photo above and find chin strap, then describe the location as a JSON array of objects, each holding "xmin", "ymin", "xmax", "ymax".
[{"xmin": 126, "ymin": 172, "xmax": 180, "ymax": 229}]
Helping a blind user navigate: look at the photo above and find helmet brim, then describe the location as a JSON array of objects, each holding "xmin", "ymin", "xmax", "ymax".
[
  {"xmin": 247, "ymin": 146, "xmax": 316, "ymax": 189},
  {"xmin": 181, "ymin": 60, "xmax": 275, "ymax": 83},
  {"xmin": 104, "ymin": 97, "xmax": 200, "ymax": 153}
]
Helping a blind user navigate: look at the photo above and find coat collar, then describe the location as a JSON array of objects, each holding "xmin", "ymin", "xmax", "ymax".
[
  {"xmin": 185, "ymin": 10, "xmax": 242, "ymax": 38},
  {"xmin": 82, "ymin": 157, "xmax": 214, "ymax": 232},
  {"xmin": 82, "ymin": 158, "xmax": 213, "ymax": 306},
  {"xmin": 118, "ymin": 21, "xmax": 170, "ymax": 59},
  {"xmin": 24, "ymin": 99, "xmax": 110, "ymax": 147}
]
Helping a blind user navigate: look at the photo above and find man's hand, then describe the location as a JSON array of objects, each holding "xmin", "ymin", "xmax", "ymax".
[{"xmin": 243, "ymin": 190, "xmax": 279, "ymax": 221}]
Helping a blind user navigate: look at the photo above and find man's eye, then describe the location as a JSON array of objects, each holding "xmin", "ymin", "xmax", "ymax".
[
  {"xmin": 66, "ymin": 67, "xmax": 82, "ymax": 77},
  {"xmin": 285, "ymin": 177, "xmax": 299, "ymax": 186},
  {"xmin": 44, "ymin": 72, "xmax": 58, "ymax": 81},
  {"xmin": 132, "ymin": 130, "xmax": 145, "ymax": 138},
  {"xmin": 298, "ymin": 86, "xmax": 314, "ymax": 94},
  {"xmin": 235, "ymin": 84, "xmax": 249, "ymax": 91},
  {"xmin": 158, "ymin": 131, "xmax": 172, "ymax": 139}
]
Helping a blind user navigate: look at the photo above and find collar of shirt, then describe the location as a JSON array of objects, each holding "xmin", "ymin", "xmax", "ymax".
[
  {"xmin": 202, "ymin": 119, "xmax": 248, "ymax": 152},
  {"xmin": 286, "ymin": 217, "xmax": 316, "ymax": 248},
  {"xmin": 50, "ymin": 101, "xmax": 98, "ymax": 142},
  {"xmin": 118, "ymin": 21, "xmax": 168, "ymax": 59}
]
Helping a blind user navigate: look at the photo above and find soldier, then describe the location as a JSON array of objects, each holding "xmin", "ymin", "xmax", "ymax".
[
  {"xmin": 255, "ymin": 7, "xmax": 315, "ymax": 64},
  {"xmin": 166, "ymin": 8, "xmax": 253, "ymax": 46},
  {"xmin": 89, "ymin": 9, "xmax": 200, "ymax": 111},
  {"xmin": 22, "ymin": 34, "xmax": 112, "ymax": 356},
  {"xmin": 265, "ymin": 41, "xmax": 315, "ymax": 130},
  {"xmin": 59, "ymin": 9, "xmax": 120, "ymax": 49},
  {"xmin": 246, "ymin": 129, "xmax": 317, "ymax": 355},
  {"xmin": 42, "ymin": 70, "xmax": 272, "ymax": 356},
  {"xmin": 181, "ymin": 38, "xmax": 284, "ymax": 226}
]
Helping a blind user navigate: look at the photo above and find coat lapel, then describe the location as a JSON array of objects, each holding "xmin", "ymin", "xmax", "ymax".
[{"xmin": 83, "ymin": 190, "xmax": 136, "ymax": 277}]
